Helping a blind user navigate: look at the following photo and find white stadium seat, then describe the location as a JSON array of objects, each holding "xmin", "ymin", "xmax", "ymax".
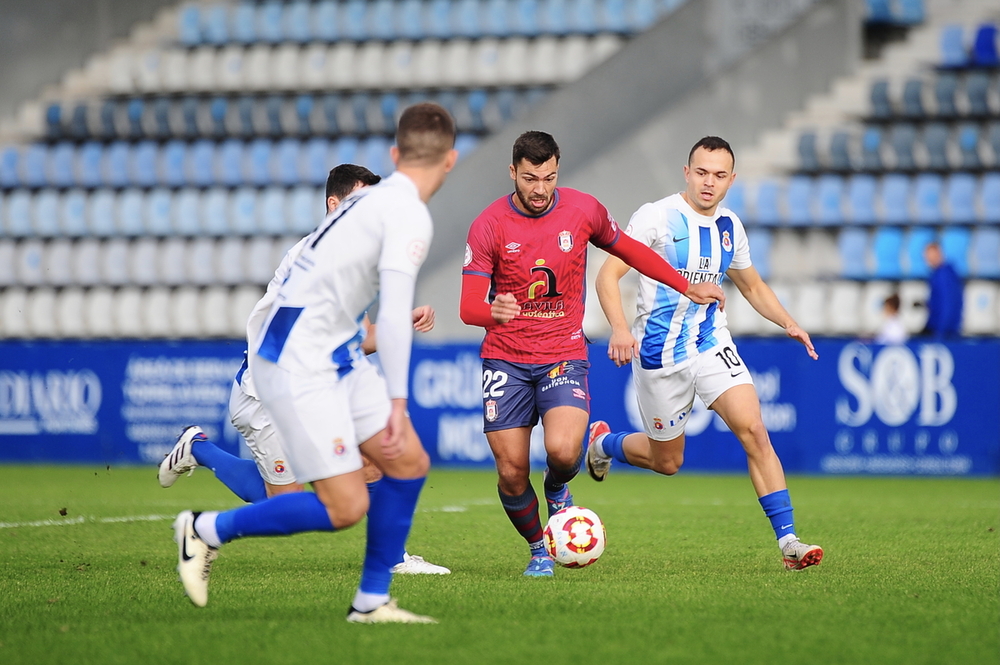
[
  {"xmin": 860, "ymin": 280, "xmax": 895, "ymax": 335},
  {"xmin": 385, "ymin": 42, "xmax": 418, "ymax": 89},
  {"xmin": 114, "ymin": 287, "xmax": 145, "ymax": 337},
  {"xmin": 962, "ymin": 280, "xmax": 999, "ymax": 335},
  {"xmin": 790, "ymin": 282, "xmax": 827, "ymax": 334},
  {"xmin": 27, "ymin": 287, "xmax": 58, "ymax": 338},
  {"xmin": 16, "ymin": 239, "xmax": 45, "ymax": 286},
  {"xmin": 825, "ymin": 281, "xmax": 863, "ymax": 335},
  {"xmin": 498, "ymin": 38, "xmax": 530, "ymax": 86},
  {"xmin": 130, "ymin": 238, "xmax": 161, "ymax": 286},
  {"xmin": 411, "ymin": 41, "xmax": 443, "ymax": 88},
  {"xmin": 217, "ymin": 45, "xmax": 247, "ymax": 91},
  {"xmin": 0, "ymin": 287, "xmax": 29, "ymax": 337},
  {"xmin": 217, "ymin": 237, "xmax": 247, "ymax": 284},
  {"xmin": 107, "ymin": 48, "xmax": 136, "ymax": 94},
  {"xmin": 529, "ymin": 36, "xmax": 560, "ymax": 85},
  {"xmin": 44, "ymin": 239, "xmax": 74, "ymax": 286},
  {"xmin": 724, "ymin": 281, "xmax": 766, "ymax": 336},
  {"xmin": 560, "ymin": 35, "xmax": 590, "ymax": 82},
  {"xmin": 187, "ymin": 237, "xmax": 217, "ymax": 286},
  {"xmin": 244, "ymin": 45, "xmax": 273, "ymax": 91},
  {"xmin": 328, "ymin": 43, "xmax": 358, "ymax": 89},
  {"xmin": 160, "ymin": 49, "xmax": 190, "ymax": 93},
  {"xmin": 134, "ymin": 49, "xmax": 163, "ymax": 92},
  {"xmin": 56, "ymin": 287, "xmax": 87, "ymax": 337},
  {"xmin": 101, "ymin": 238, "xmax": 130, "ymax": 286},
  {"xmin": 244, "ymin": 236, "xmax": 277, "ymax": 285},
  {"xmin": 272, "ymin": 44, "xmax": 302, "ymax": 90},
  {"xmin": 200, "ymin": 286, "xmax": 232, "ymax": 337},
  {"xmin": 300, "ymin": 44, "xmax": 330, "ymax": 90},
  {"xmin": 471, "ymin": 39, "xmax": 502, "ymax": 87},
  {"xmin": 898, "ymin": 280, "xmax": 929, "ymax": 334},
  {"xmin": 354, "ymin": 42, "xmax": 386, "ymax": 90},
  {"xmin": 231, "ymin": 285, "xmax": 265, "ymax": 336},
  {"xmin": 171, "ymin": 286, "xmax": 204, "ymax": 337},
  {"xmin": 84, "ymin": 287, "xmax": 116, "ymax": 337},
  {"xmin": 187, "ymin": 46, "xmax": 218, "ymax": 92},
  {"xmin": 441, "ymin": 39, "xmax": 473, "ymax": 87},
  {"xmin": 0, "ymin": 241, "xmax": 16, "ymax": 286},
  {"xmin": 767, "ymin": 231, "xmax": 805, "ymax": 281},
  {"xmin": 159, "ymin": 237, "xmax": 190, "ymax": 286},
  {"xmin": 591, "ymin": 33, "xmax": 624, "ymax": 66},
  {"xmin": 143, "ymin": 286, "xmax": 173, "ymax": 337}
]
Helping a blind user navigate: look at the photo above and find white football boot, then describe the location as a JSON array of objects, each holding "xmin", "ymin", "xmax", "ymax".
[
  {"xmin": 781, "ymin": 539, "xmax": 824, "ymax": 570},
  {"xmin": 391, "ymin": 553, "xmax": 451, "ymax": 575},
  {"xmin": 158, "ymin": 426, "xmax": 204, "ymax": 488},
  {"xmin": 173, "ymin": 510, "xmax": 218, "ymax": 607},
  {"xmin": 347, "ymin": 598, "xmax": 437, "ymax": 624}
]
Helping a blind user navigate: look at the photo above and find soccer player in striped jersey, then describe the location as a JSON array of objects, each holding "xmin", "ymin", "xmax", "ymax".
[
  {"xmin": 460, "ymin": 131, "xmax": 725, "ymax": 577},
  {"xmin": 589, "ymin": 136, "xmax": 824, "ymax": 571}
]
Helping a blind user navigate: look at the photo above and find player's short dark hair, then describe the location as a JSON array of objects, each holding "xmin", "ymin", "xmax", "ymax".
[
  {"xmin": 395, "ymin": 102, "xmax": 456, "ymax": 165},
  {"xmin": 688, "ymin": 136, "xmax": 735, "ymax": 167},
  {"xmin": 884, "ymin": 293, "xmax": 901, "ymax": 312},
  {"xmin": 512, "ymin": 131, "xmax": 560, "ymax": 167},
  {"xmin": 325, "ymin": 164, "xmax": 381, "ymax": 200}
]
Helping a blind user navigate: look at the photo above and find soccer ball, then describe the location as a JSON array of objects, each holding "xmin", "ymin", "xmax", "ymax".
[{"xmin": 543, "ymin": 506, "xmax": 606, "ymax": 568}]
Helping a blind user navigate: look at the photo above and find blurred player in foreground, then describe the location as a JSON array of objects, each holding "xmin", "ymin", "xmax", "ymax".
[
  {"xmin": 171, "ymin": 103, "xmax": 457, "ymax": 622},
  {"xmin": 159, "ymin": 164, "xmax": 448, "ymax": 575},
  {"xmin": 588, "ymin": 136, "xmax": 823, "ymax": 570},
  {"xmin": 460, "ymin": 131, "xmax": 725, "ymax": 577}
]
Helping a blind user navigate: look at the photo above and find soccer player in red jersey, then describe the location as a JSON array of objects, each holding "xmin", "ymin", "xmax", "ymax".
[{"xmin": 460, "ymin": 131, "xmax": 725, "ymax": 576}]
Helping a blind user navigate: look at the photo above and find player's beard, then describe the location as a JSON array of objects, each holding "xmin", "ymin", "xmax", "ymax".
[{"xmin": 513, "ymin": 184, "xmax": 554, "ymax": 216}]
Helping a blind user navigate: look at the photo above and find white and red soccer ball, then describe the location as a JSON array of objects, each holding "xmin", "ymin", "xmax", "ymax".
[{"xmin": 544, "ymin": 506, "xmax": 606, "ymax": 568}]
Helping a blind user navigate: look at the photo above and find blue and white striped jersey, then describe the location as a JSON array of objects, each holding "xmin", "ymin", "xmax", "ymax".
[{"xmin": 628, "ymin": 193, "xmax": 752, "ymax": 370}]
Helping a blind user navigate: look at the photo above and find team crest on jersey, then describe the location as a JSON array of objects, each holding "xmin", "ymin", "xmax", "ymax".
[
  {"xmin": 485, "ymin": 399, "xmax": 498, "ymax": 422},
  {"xmin": 557, "ymin": 231, "xmax": 573, "ymax": 252},
  {"xmin": 464, "ymin": 243, "xmax": 473, "ymax": 267},
  {"xmin": 721, "ymin": 230, "xmax": 733, "ymax": 252},
  {"xmin": 274, "ymin": 460, "xmax": 287, "ymax": 475},
  {"xmin": 333, "ymin": 439, "xmax": 346, "ymax": 456}
]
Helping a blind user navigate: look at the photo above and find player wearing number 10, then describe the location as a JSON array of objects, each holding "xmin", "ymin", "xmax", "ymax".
[{"xmin": 590, "ymin": 136, "xmax": 824, "ymax": 571}]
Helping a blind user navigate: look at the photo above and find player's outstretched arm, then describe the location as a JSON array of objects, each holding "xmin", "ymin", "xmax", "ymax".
[
  {"xmin": 460, "ymin": 273, "xmax": 519, "ymax": 327},
  {"xmin": 727, "ymin": 266, "xmax": 819, "ymax": 360},
  {"xmin": 605, "ymin": 234, "xmax": 725, "ymax": 309},
  {"xmin": 596, "ymin": 255, "xmax": 640, "ymax": 367}
]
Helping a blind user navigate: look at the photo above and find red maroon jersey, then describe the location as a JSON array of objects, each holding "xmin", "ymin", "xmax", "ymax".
[{"xmin": 463, "ymin": 187, "xmax": 621, "ymax": 362}]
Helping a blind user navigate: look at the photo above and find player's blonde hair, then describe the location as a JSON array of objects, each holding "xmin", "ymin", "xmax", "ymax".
[{"xmin": 395, "ymin": 102, "xmax": 456, "ymax": 166}]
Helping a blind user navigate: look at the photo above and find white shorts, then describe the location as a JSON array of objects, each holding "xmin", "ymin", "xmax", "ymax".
[
  {"xmin": 633, "ymin": 340, "xmax": 754, "ymax": 441},
  {"xmin": 250, "ymin": 355, "xmax": 391, "ymax": 484},
  {"xmin": 229, "ymin": 379, "xmax": 297, "ymax": 486}
]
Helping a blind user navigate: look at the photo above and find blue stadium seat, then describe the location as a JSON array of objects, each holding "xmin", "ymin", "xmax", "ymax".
[
  {"xmin": 283, "ymin": 1, "xmax": 312, "ymax": 43},
  {"xmin": 541, "ymin": 0, "xmax": 571, "ymax": 36},
  {"xmin": 303, "ymin": 138, "xmax": 331, "ymax": 186},
  {"xmin": 342, "ymin": 0, "xmax": 368, "ymax": 41},
  {"xmin": 571, "ymin": 0, "xmax": 599, "ymax": 34},
  {"xmin": 0, "ymin": 147, "xmax": 19, "ymax": 187},
  {"xmin": 87, "ymin": 190, "xmax": 116, "ymax": 236},
  {"xmin": 201, "ymin": 188, "xmax": 230, "ymax": 235},
  {"xmin": 913, "ymin": 173, "xmax": 944, "ymax": 224},
  {"xmin": 923, "ymin": 122, "xmax": 950, "ymax": 170},
  {"xmin": 101, "ymin": 142, "xmax": 129, "ymax": 188},
  {"xmin": 361, "ymin": 135, "xmax": 392, "ymax": 176},
  {"xmin": 98, "ymin": 100, "xmax": 117, "ymax": 140},
  {"xmin": 264, "ymin": 96, "xmax": 284, "ymax": 137},
  {"xmin": 172, "ymin": 189, "xmax": 201, "ymax": 235},
  {"xmin": 48, "ymin": 143, "xmax": 75, "ymax": 188},
  {"xmin": 379, "ymin": 93, "xmax": 401, "ymax": 134},
  {"xmin": 865, "ymin": 0, "xmax": 892, "ymax": 22},
  {"xmin": 965, "ymin": 72, "xmax": 990, "ymax": 116},
  {"xmin": 60, "ymin": 189, "xmax": 88, "ymax": 236},
  {"xmin": 455, "ymin": 133, "xmax": 481, "ymax": 162},
  {"xmin": 131, "ymin": 141, "xmax": 159, "ymax": 188},
  {"xmin": 600, "ymin": 0, "xmax": 628, "ymax": 33},
  {"xmin": 152, "ymin": 98, "xmax": 171, "ymax": 140},
  {"xmin": 273, "ymin": 139, "xmax": 301, "ymax": 186},
  {"xmin": 294, "ymin": 95, "xmax": 314, "ymax": 135},
  {"xmin": 940, "ymin": 226, "xmax": 971, "ymax": 277},
  {"xmin": 783, "ymin": 175, "xmax": 814, "ymax": 226},
  {"xmin": 939, "ymin": 24, "xmax": 966, "ymax": 67},
  {"xmin": 453, "ymin": 0, "xmax": 483, "ymax": 38},
  {"xmin": 895, "ymin": 0, "xmax": 924, "ymax": 24},
  {"xmin": 723, "ymin": 181, "xmax": 747, "ymax": 220},
  {"xmin": 215, "ymin": 139, "xmax": 243, "ymax": 188},
  {"xmin": 945, "ymin": 173, "xmax": 977, "ymax": 224},
  {"xmin": 988, "ymin": 123, "xmax": 1000, "ymax": 168},
  {"xmin": 872, "ymin": 227, "xmax": 903, "ymax": 279},
  {"xmin": 257, "ymin": 187, "xmax": 288, "ymax": 235},
  {"xmin": 970, "ymin": 227, "xmax": 1000, "ymax": 278},
  {"xmin": 815, "ymin": 175, "xmax": 845, "ymax": 225},
  {"xmin": 187, "ymin": 140, "xmax": 216, "ymax": 188},
  {"xmin": 256, "ymin": 2, "xmax": 284, "ymax": 44},
  {"xmin": 6, "ymin": 191, "xmax": 32, "ymax": 237},
  {"xmin": 178, "ymin": 4, "xmax": 203, "ymax": 46},
  {"xmin": 145, "ymin": 188, "xmax": 174, "ymax": 236},
  {"xmin": 179, "ymin": 97, "xmax": 200, "ymax": 139},
  {"xmin": 934, "ymin": 72, "xmax": 958, "ymax": 116},
  {"xmin": 209, "ymin": 97, "xmax": 228, "ymax": 139},
  {"xmin": 901, "ymin": 78, "xmax": 924, "ymax": 118},
  {"xmin": 368, "ymin": 0, "xmax": 396, "ymax": 40},
  {"xmin": 70, "ymin": 104, "xmax": 92, "ymax": 140},
  {"xmin": 202, "ymin": 5, "xmax": 229, "ymax": 45},
  {"xmin": 246, "ymin": 139, "xmax": 273, "ymax": 187},
  {"xmin": 860, "ymin": 126, "xmax": 884, "ymax": 171},
  {"xmin": 467, "ymin": 89, "xmax": 489, "ymax": 132},
  {"xmin": 869, "ymin": 80, "xmax": 892, "ymax": 119},
  {"xmin": 746, "ymin": 228, "xmax": 772, "ymax": 279},
  {"xmin": 116, "ymin": 189, "xmax": 145, "ymax": 236},
  {"xmin": 126, "ymin": 99, "xmax": 144, "ymax": 140},
  {"xmin": 890, "ymin": 124, "xmax": 917, "ymax": 171},
  {"xmin": 231, "ymin": 3, "xmax": 258, "ymax": 44},
  {"xmin": 311, "ymin": 0, "xmax": 339, "ymax": 41},
  {"xmin": 21, "ymin": 144, "xmax": 48, "ymax": 187},
  {"xmin": 902, "ymin": 227, "xmax": 935, "ymax": 278},
  {"xmin": 957, "ymin": 123, "xmax": 981, "ymax": 169},
  {"xmin": 335, "ymin": 136, "xmax": 360, "ymax": 168},
  {"xmin": 753, "ymin": 180, "xmax": 781, "ymax": 225},
  {"xmin": 45, "ymin": 102, "xmax": 63, "ymax": 139},
  {"xmin": 971, "ymin": 23, "xmax": 999, "ymax": 67},
  {"xmin": 846, "ymin": 174, "xmax": 878, "ymax": 224},
  {"xmin": 980, "ymin": 173, "xmax": 1000, "ymax": 224},
  {"xmin": 838, "ymin": 228, "xmax": 870, "ymax": 279},
  {"xmin": 289, "ymin": 185, "xmax": 320, "ymax": 235},
  {"xmin": 160, "ymin": 140, "xmax": 187, "ymax": 187},
  {"xmin": 74, "ymin": 142, "xmax": 102, "ymax": 188},
  {"xmin": 231, "ymin": 187, "xmax": 258, "ymax": 234},
  {"xmin": 510, "ymin": 0, "xmax": 540, "ymax": 37},
  {"xmin": 31, "ymin": 190, "xmax": 60, "ymax": 236},
  {"xmin": 629, "ymin": 0, "xmax": 659, "ymax": 31},
  {"xmin": 879, "ymin": 174, "xmax": 911, "ymax": 224},
  {"xmin": 797, "ymin": 131, "xmax": 820, "ymax": 172}
]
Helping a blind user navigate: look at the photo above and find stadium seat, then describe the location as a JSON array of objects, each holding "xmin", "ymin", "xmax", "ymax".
[
  {"xmin": 872, "ymin": 227, "xmax": 903, "ymax": 279},
  {"xmin": 939, "ymin": 24, "xmax": 967, "ymax": 68},
  {"xmin": 0, "ymin": 146, "xmax": 19, "ymax": 187},
  {"xmin": 171, "ymin": 286, "xmax": 205, "ymax": 337},
  {"xmin": 231, "ymin": 188, "xmax": 259, "ymax": 235},
  {"xmin": 5, "ymin": 191, "xmax": 31, "ymax": 238},
  {"xmin": 965, "ymin": 72, "xmax": 990, "ymax": 116},
  {"xmin": 0, "ymin": 288, "xmax": 29, "ymax": 337},
  {"xmin": 142, "ymin": 286, "xmax": 173, "ymax": 337},
  {"xmin": 789, "ymin": 282, "xmax": 826, "ymax": 334},
  {"xmin": 825, "ymin": 130, "xmax": 852, "ymax": 172},
  {"xmin": 334, "ymin": 136, "xmax": 360, "ymax": 170},
  {"xmin": 858, "ymin": 280, "xmax": 893, "ymax": 334},
  {"xmin": 159, "ymin": 140, "xmax": 186, "ymax": 187},
  {"xmin": 860, "ymin": 126, "xmax": 884, "ymax": 171},
  {"xmin": 869, "ymin": 80, "xmax": 892, "ymax": 119},
  {"xmin": 283, "ymin": 1, "xmax": 312, "ymax": 43},
  {"xmin": 923, "ymin": 122, "xmax": 950, "ymax": 170},
  {"xmin": 272, "ymin": 139, "xmax": 301, "ymax": 186},
  {"xmin": 471, "ymin": 38, "xmax": 502, "ymax": 86},
  {"xmin": 826, "ymin": 281, "xmax": 863, "ymax": 335},
  {"xmin": 361, "ymin": 136, "xmax": 392, "ymax": 177},
  {"xmin": 69, "ymin": 103, "xmax": 90, "ymax": 140},
  {"xmin": 27, "ymin": 287, "xmax": 58, "ymax": 338},
  {"xmin": 723, "ymin": 181, "xmax": 747, "ymax": 220},
  {"xmin": 272, "ymin": 45, "xmax": 302, "ymax": 91},
  {"xmin": 901, "ymin": 78, "xmax": 925, "ymax": 118},
  {"xmin": 934, "ymin": 72, "xmax": 958, "ymax": 116},
  {"xmin": 815, "ymin": 175, "xmax": 845, "ymax": 225},
  {"xmin": 48, "ymin": 143, "xmax": 75, "ymax": 188},
  {"xmin": 172, "ymin": 189, "xmax": 201, "ymax": 236},
  {"xmin": 898, "ymin": 280, "xmax": 929, "ymax": 334},
  {"xmin": 145, "ymin": 189, "xmax": 173, "ymax": 236},
  {"xmin": 783, "ymin": 176, "xmax": 813, "ymax": 226},
  {"xmin": 902, "ymin": 227, "xmax": 935, "ymax": 278},
  {"xmin": 394, "ymin": 0, "xmax": 423, "ymax": 40},
  {"xmin": 113, "ymin": 287, "xmax": 145, "ymax": 337},
  {"xmin": 600, "ymin": 0, "xmax": 628, "ymax": 33},
  {"xmin": 72, "ymin": 238, "xmax": 102, "ymax": 286},
  {"xmin": 73, "ymin": 141, "xmax": 102, "ymax": 188},
  {"xmin": 970, "ymin": 23, "xmax": 999, "ymax": 67},
  {"xmin": 101, "ymin": 238, "xmax": 130, "ymax": 286},
  {"xmin": 87, "ymin": 190, "xmax": 116, "ymax": 236},
  {"xmin": 187, "ymin": 238, "xmax": 217, "ymax": 286},
  {"xmin": 60, "ymin": 189, "xmax": 88, "ymax": 237},
  {"xmin": 913, "ymin": 173, "xmax": 944, "ymax": 224},
  {"xmin": 510, "ymin": 0, "xmax": 541, "ymax": 37},
  {"xmin": 797, "ymin": 132, "xmax": 820, "ymax": 172},
  {"xmin": 21, "ymin": 144, "xmax": 47, "ymax": 187},
  {"xmin": 746, "ymin": 229, "xmax": 771, "ymax": 279},
  {"xmin": 890, "ymin": 124, "xmax": 918, "ymax": 171},
  {"xmin": 341, "ymin": 0, "xmax": 369, "ymax": 41},
  {"xmin": 201, "ymin": 286, "xmax": 232, "ymax": 337},
  {"xmin": 55, "ymin": 287, "xmax": 86, "ymax": 338},
  {"xmin": 129, "ymin": 238, "xmax": 160, "ymax": 286},
  {"xmin": 187, "ymin": 47, "xmax": 218, "ymax": 93},
  {"xmin": 980, "ymin": 173, "xmax": 1000, "ymax": 223},
  {"xmin": 987, "ymin": 122, "xmax": 1000, "ymax": 168},
  {"xmin": 879, "ymin": 174, "xmax": 911, "ymax": 224},
  {"xmin": 945, "ymin": 173, "xmax": 977, "ymax": 224},
  {"xmin": 83, "ymin": 287, "xmax": 115, "ymax": 337},
  {"xmin": 231, "ymin": 2, "xmax": 257, "ymax": 43},
  {"xmin": 130, "ymin": 141, "xmax": 158, "ymax": 188},
  {"xmin": 257, "ymin": 187, "xmax": 288, "ymax": 235},
  {"xmin": 256, "ymin": 1, "xmax": 284, "ymax": 44},
  {"xmin": 540, "ymin": 0, "xmax": 570, "ymax": 35},
  {"xmin": 962, "ymin": 280, "xmax": 999, "ymax": 335},
  {"xmin": 244, "ymin": 236, "xmax": 277, "ymax": 285},
  {"xmin": 0, "ymin": 241, "xmax": 15, "ymax": 285},
  {"xmin": 970, "ymin": 226, "xmax": 1000, "ymax": 278},
  {"xmin": 752, "ymin": 180, "xmax": 781, "ymax": 225},
  {"xmin": 231, "ymin": 285, "xmax": 265, "ymax": 335},
  {"xmin": 116, "ymin": 189, "xmax": 145, "ymax": 236},
  {"xmin": 44, "ymin": 239, "xmax": 73, "ymax": 286},
  {"xmin": 201, "ymin": 188, "xmax": 230, "ymax": 236},
  {"xmin": 159, "ymin": 237, "xmax": 189, "ymax": 286},
  {"xmin": 455, "ymin": 133, "xmax": 481, "ymax": 162},
  {"xmin": 101, "ymin": 141, "xmax": 130, "ymax": 188},
  {"xmin": 289, "ymin": 185, "xmax": 321, "ymax": 235},
  {"xmin": 31, "ymin": 191, "xmax": 61, "ymax": 237},
  {"xmin": 940, "ymin": 226, "xmax": 971, "ymax": 277},
  {"xmin": 838, "ymin": 227, "xmax": 870, "ymax": 279},
  {"xmin": 957, "ymin": 123, "xmax": 981, "ymax": 169},
  {"xmin": 16, "ymin": 239, "xmax": 45, "ymax": 285},
  {"xmin": 438, "ymin": 39, "xmax": 470, "ymax": 87},
  {"xmin": 244, "ymin": 140, "xmax": 272, "ymax": 187},
  {"xmin": 217, "ymin": 237, "xmax": 247, "ymax": 284}
]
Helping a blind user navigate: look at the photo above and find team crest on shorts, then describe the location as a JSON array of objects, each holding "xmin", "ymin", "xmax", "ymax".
[
  {"xmin": 653, "ymin": 417, "xmax": 664, "ymax": 431},
  {"xmin": 273, "ymin": 460, "xmax": 287, "ymax": 475},
  {"xmin": 485, "ymin": 399, "xmax": 498, "ymax": 422},
  {"xmin": 333, "ymin": 438, "xmax": 346, "ymax": 456},
  {"xmin": 721, "ymin": 230, "xmax": 733, "ymax": 252},
  {"xmin": 558, "ymin": 230, "xmax": 573, "ymax": 252}
]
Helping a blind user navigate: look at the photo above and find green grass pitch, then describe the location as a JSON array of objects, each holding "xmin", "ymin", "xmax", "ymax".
[{"xmin": 1, "ymin": 465, "xmax": 997, "ymax": 665}]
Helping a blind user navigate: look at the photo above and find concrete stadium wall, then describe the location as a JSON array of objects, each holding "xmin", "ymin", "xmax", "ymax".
[{"xmin": 419, "ymin": 0, "xmax": 863, "ymax": 340}]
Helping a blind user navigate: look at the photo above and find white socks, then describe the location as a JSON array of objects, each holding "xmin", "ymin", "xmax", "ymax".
[
  {"xmin": 194, "ymin": 512, "xmax": 223, "ymax": 549},
  {"xmin": 352, "ymin": 590, "xmax": 390, "ymax": 613}
]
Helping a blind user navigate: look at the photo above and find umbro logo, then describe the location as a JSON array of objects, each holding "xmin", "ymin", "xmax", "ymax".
[{"xmin": 505, "ymin": 242, "xmax": 521, "ymax": 253}]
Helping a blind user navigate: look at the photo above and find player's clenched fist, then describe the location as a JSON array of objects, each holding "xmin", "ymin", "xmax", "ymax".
[
  {"xmin": 491, "ymin": 293, "xmax": 520, "ymax": 324},
  {"xmin": 685, "ymin": 282, "xmax": 726, "ymax": 310}
]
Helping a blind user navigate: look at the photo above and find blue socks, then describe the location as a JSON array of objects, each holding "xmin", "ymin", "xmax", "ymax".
[
  {"xmin": 359, "ymin": 475, "xmax": 426, "ymax": 595},
  {"xmin": 600, "ymin": 431, "xmax": 632, "ymax": 466},
  {"xmin": 759, "ymin": 489, "xmax": 796, "ymax": 541},
  {"xmin": 191, "ymin": 440, "xmax": 267, "ymax": 503},
  {"xmin": 215, "ymin": 491, "xmax": 335, "ymax": 542}
]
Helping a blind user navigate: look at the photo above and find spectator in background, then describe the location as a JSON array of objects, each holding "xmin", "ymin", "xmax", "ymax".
[
  {"xmin": 921, "ymin": 241, "xmax": 963, "ymax": 338},
  {"xmin": 875, "ymin": 293, "xmax": 908, "ymax": 345}
]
